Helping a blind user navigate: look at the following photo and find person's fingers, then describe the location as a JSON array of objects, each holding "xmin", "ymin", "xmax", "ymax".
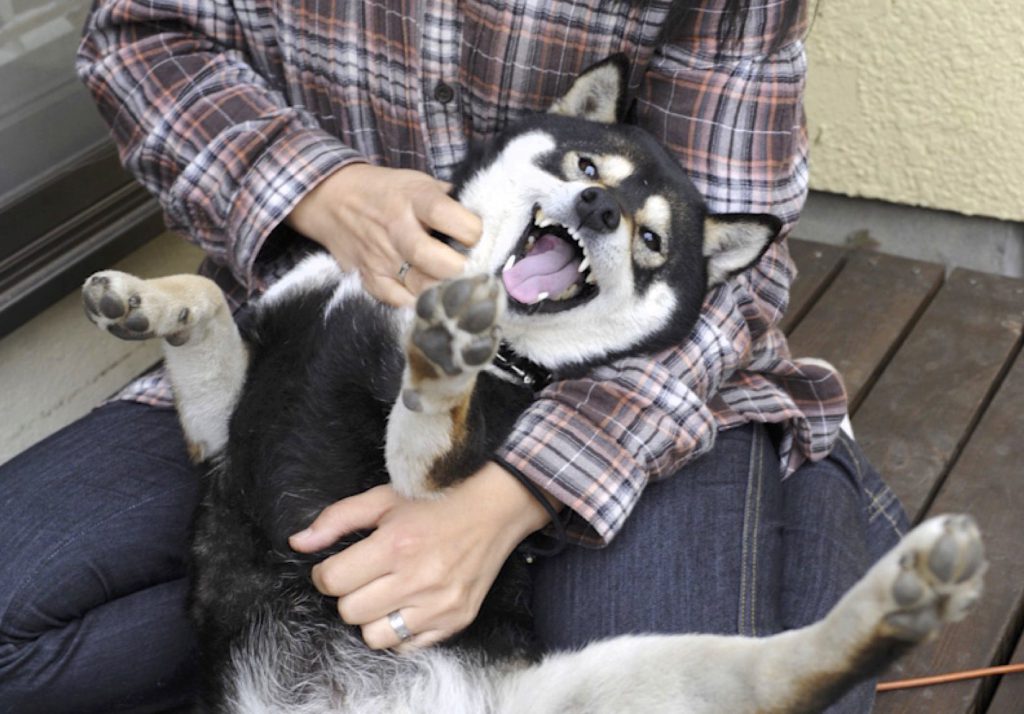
[
  {"xmin": 309, "ymin": 535, "xmax": 392, "ymax": 597},
  {"xmin": 336, "ymin": 573, "xmax": 414, "ymax": 626},
  {"xmin": 410, "ymin": 188, "xmax": 482, "ymax": 248},
  {"xmin": 289, "ymin": 485, "xmax": 396, "ymax": 552},
  {"xmin": 366, "ymin": 275, "xmax": 416, "ymax": 307},
  {"xmin": 360, "ymin": 608, "xmax": 446, "ymax": 651},
  {"xmin": 396, "ymin": 234, "xmax": 467, "ymax": 281},
  {"xmin": 398, "ymin": 265, "xmax": 437, "ymax": 297},
  {"xmin": 394, "ymin": 629, "xmax": 448, "ymax": 654}
]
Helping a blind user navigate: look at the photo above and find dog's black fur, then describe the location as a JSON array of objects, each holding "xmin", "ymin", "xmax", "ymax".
[
  {"xmin": 182, "ymin": 56, "xmax": 781, "ymax": 709},
  {"xmin": 188, "ymin": 286, "xmax": 540, "ymax": 706}
]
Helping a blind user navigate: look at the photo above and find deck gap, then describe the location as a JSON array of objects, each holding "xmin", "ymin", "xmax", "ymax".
[
  {"xmin": 914, "ymin": 332, "xmax": 1024, "ymax": 526},
  {"xmin": 783, "ymin": 248, "xmax": 849, "ymax": 337},
  {"xmin": 848, "ymin": 261, "xmax": 946, "ymax": 416},
  {"xmin": 977, "ymin": 590, "xmax": 1024, "ymax": 713}
]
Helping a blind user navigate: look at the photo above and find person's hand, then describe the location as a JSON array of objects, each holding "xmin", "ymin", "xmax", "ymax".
[
  {"xmin": 286, "ymin": 163, "xmax": 482, "ymax": 306},
  {"xmin": 288, "ymin": 462, "xmax": 553, "ymax": 651}
]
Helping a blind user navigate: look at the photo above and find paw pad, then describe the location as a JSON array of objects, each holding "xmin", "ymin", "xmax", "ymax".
[
  {"xmin": 881, "ymin": 514, "xmax": 985, "ymax": 641},
  {"xmin": 82, "ymin": 271, "xmax": 195, "ymax": 344},
  {"xmin": 83, "ymin": 274, "xmax": 153, "ymax": 341},
  {"xmin": 410, "ymin": 275, "xmax": 505, "ymax": 379}
]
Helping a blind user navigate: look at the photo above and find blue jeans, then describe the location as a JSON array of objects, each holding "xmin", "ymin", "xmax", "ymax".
[
  {"xmin": 532, "ymin": 423, "xmax": 909, "ymax": 713},
  {"xmin": 0, "ymin": 402, "xmax": 907, "ymax": 713},
  {"xmin": 0, "ymin": 403, "xmax": 200, "ymax": 713}
]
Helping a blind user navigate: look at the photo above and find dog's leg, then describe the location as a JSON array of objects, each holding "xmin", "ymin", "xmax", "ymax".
[
  {"xmin": 82, "ymin": 271, "xmax": 247, "ymax": 462},
  {"xmin": 496, "ymin": 514, "xmax": 985, "ymax": 714},
  {"xmin": 385, "ymin": 274, "xmax": 504, "ymax": 499}
]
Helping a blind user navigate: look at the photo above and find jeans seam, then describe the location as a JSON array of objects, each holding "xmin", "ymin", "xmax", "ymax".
[
  {"xmin": 837, "ymin": 437, "xmax": 906, "ymax": 539},
  {"xmin": 863, "ymin": 486, "xmax": 905, "ymax": 536},
  {"xmin": 738, "ymin": 425, "xmax": 765, "ymax": 637}
]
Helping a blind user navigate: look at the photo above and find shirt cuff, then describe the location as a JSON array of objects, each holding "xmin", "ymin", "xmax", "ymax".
[
  {"xmin": 226, "ymin": 125, "xmax": 366, "ymax": 290},
  {"xmin": 495, "ymin": 361, "xmax": 719, "ymax": 547}
]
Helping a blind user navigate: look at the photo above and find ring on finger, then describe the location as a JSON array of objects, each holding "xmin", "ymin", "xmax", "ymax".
[
  {"xmin": 397, "ymin": 261, "xmax": 412, "ymax": 285},
  {"xmin": 387, "ymin": 609, "xmax": 413, "ymax": 642}
]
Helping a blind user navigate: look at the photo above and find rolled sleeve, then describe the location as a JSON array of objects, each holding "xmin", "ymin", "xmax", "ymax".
[{"xmin": 77, "ymin": 0, "xmax": 366, "ymax": 289}]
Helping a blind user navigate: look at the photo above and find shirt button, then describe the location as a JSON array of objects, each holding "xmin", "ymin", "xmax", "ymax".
[{"xmin": 434, "ymin": 81, "xmax": 455, "ymax": 104}]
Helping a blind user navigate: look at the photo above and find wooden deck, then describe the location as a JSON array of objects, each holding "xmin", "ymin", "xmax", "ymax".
[{"xmin": 785, "ymin": 238, "xmax": 1024, "ymax": 714}]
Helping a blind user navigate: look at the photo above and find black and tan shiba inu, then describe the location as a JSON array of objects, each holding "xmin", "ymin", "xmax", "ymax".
[{"xmin": 83, "ymin": 57, "xmax": 984, "ymax": 713}]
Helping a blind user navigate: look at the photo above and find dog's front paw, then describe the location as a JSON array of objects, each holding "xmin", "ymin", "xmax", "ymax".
[
  {"xmin": 82, "ymin": 271, "xmax": 198, "ymax": 346},
  {"xmin": 878, "ymin": 515, "xmax": 985, "ymax": 642},
  {"xmin": 411, "ymin": 274, "xmax": 505, "ymax": 376},
  {"xmin": 398, "ymin": 274, "xmax": 505, "ymax": 415}
]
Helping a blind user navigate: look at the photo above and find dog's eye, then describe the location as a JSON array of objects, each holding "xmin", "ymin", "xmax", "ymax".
[
  {"xmin": 578, "ymin": 156, "xmax": 599, "ymax": 180},
  {"xmin": 640, "ymin": 228, "xmax": 662, "ymax": 253}
]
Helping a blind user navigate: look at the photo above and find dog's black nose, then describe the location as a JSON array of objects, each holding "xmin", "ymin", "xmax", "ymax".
[{"xmin": 575, "ymin": 187, "xmax": 620, "ymax": 233}]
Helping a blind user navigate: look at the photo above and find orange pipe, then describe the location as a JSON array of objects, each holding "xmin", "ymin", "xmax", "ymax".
[{"xmin": 877, "ymin": 663, "xmax": 1024, "ymax": 692}]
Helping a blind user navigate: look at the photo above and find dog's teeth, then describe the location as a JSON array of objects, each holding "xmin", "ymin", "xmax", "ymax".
[
  {"xmin": 555, "ymin": 283, "xmax": 580, "ymax": 300},
  {"xmin": 536, "ymin": 292, "xmax": 549, "ymax": 302},
  {"xmin": 578, "ymin": 257, "xmax": 590, "ymax": 273},
  {"xmin": 585, "ymin": 273, "xmax": 597, "ymax": 285},
  {"xmin": 536, "ymin": 208, "xmax": 547, "ymax": 226},
  {"xmin": 503, "ymin": 255, "xmax": 516, "ymax": 272}
]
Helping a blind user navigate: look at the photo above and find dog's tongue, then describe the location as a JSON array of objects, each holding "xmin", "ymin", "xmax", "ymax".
[{"xmin": 502, "ymin": 234, "xmax": 581, "ymax": 303}]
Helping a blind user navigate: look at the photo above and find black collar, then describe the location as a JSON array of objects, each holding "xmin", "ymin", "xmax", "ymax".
[{"xmin": 492, "ymin": 344, "xmax": 552, "ymax": 391}]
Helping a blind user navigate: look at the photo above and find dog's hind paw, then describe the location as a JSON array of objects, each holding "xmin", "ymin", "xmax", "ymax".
[
  {"xmin": 409, "ymin": 274, "xmax": 505, "ymax": 379},
  {"xmin": 876, "ymin": 515, "xmax": 985, "ymax": 642},
  {"xmin": 82, "ymin": 271, "xmax": 218, "ymax": 346}
]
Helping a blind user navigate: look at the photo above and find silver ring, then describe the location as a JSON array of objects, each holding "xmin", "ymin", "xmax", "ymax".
[
  {"xmin": 387, "ymin": 609, "xmax": 413, "ymax": 642},
  {"xmin": 397, "ymin": 261, "xmax": 412, "ymax": 284}
]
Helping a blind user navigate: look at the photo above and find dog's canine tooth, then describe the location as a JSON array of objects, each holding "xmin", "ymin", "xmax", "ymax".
[
  {"xmin": 578, "ymin": 256, "xmax": 590, "ymax": 273},
  {"xmin": 536, "ymin": 291, "xmax": 549, "ymax": 302},
  {"xmin": 585, "ymin": 273, "xmax": 597, "ymax": 285},
  {"xmin": 504, "ymin": 254, "xmax": 516, "ymax": 272}
]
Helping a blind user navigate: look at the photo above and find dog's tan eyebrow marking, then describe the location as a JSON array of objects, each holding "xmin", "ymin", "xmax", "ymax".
[
  {"xmin": 636, "ymin": 195, "xmax": 672, "ymax": 238},
  {"xmin": 561, "ymin": 152, "xmax": 635, "ymax": 187},
  {"xmin": 595, "ymin": 154, "xmax": 634, "ymax": 186}
]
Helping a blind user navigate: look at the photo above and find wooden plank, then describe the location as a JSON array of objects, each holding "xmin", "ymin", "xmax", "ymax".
[
  {"xmin": 787, "ymin": 250, "xmax": 945, "ymax": 411},
  {"xmin": 986, "ymin": 635, "xmax": 1024, "ymax": 713},
  {"xmin": 783, "ymin": 238, "xmax": 847, "ymax": 334},
  {"xmin": 854, "ymin": 269, "xmax": 1024, "ymax": 521},
  {"xmin": 874, "ymin": 350, "xmax": 1024, "ymax": 714}
]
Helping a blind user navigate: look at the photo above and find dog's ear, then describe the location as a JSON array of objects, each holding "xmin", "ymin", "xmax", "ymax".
[
  {"xmin": 548, "ymin": 54, "xmax": 629, "ymax": 124},
  {"xmin": 703, "ymin": 214, "xmax": 782, "ymax": 287}
]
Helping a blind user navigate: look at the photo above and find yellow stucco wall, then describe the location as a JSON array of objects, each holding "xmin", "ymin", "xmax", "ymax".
[{"xmin": 804, "ymin": 0, "xmax": 1024, "ymax": 222}]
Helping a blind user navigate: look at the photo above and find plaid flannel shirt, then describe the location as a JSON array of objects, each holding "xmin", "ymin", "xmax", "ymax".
[{"xmin": 77, "ymin": 0, "xmax": 848, "ymax": 546}]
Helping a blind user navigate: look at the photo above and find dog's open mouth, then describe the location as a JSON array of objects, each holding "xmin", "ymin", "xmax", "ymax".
[{"xmin": 500, "ymin": 205, "xmax": 598, "ymax": 312}]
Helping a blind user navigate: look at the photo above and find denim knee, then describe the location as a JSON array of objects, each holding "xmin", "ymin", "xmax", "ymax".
[{"xmin": 830, "ymin": 433, "xmax": 910, "ymax": 560}]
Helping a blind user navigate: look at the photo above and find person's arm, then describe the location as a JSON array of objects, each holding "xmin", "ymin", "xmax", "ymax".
[
  {"xmin": 77, "ymin": 0, "xmax": 480, "ymax": 306},
  {"xmin": 76, "ymin": 0, "xmax": 364, "ymax": 291}
]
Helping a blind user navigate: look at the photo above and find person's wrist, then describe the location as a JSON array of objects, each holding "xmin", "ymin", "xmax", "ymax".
[{"xmin": 460, "ymin": 462, "xmax": 556, "ymax": 549}]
